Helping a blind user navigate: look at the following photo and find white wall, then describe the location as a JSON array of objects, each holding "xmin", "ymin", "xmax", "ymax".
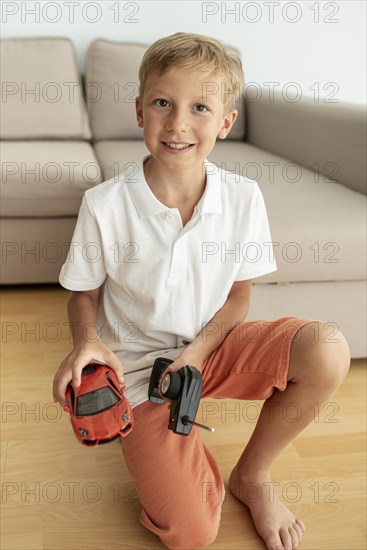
[{"xmin": 1, "ymin": 0, "xmax": 366, "ymax": 105}]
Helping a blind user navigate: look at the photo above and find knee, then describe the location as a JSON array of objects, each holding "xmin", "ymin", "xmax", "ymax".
[
  {"xmin": 291, "ymin": 321, "xmax": 351, "ymax": 388},
  {"xmin": 165, "ymin": 530, "xmax": 218, "ymax": 550},
  {"xmin": 164, "ymin": 509, "xmax": 221, "ymax": 550},
  {"xmin": 164, "ymin": 499, "xmax": 221, "ymax": 549},
  {"xmin": 145, "ymin": 490, "xmax": 222, "ymax": 550}
]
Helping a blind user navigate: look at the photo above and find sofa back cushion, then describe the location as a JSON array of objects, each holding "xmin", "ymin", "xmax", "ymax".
[
  {"xmin": 86, "ymin": 40, "xmax": 146, "ymax": 140},
  {"xmin": 85, "ymin": 38, "xmax": 245, "ymax": 141},
  {"xmin": 0, "ymin": 38, "xmax": 91, "ymax": 140}
]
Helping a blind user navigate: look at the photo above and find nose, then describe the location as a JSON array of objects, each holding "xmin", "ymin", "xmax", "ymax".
[{"xmin": 165, "ymin": 107, "xmax": 189, "ymax": 133}]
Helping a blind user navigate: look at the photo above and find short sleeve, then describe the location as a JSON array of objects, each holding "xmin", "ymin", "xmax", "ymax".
[
  {"xmin": 59, "ymin": 193, "xmax": 107, "ymax": 290},
  {"xmin": 235, "ymin": 184, "xmax": 277, "ymax": 281}
]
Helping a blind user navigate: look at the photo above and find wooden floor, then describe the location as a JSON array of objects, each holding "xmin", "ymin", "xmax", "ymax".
[{"xmin": 1, "ymin": 285, "xmax": 366, "ymax": 550}]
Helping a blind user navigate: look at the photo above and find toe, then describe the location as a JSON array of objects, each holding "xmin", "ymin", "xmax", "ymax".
[
  {"xmin": 289, "ymin": 526, "xmax": 300, "ymax": 548},
  {"xmin": 265, "ymin": 532, "xmax": 284, "ymax": 550},
  {"xmin": 295, "ymin": 517, "xmax": 306, "ymax": 533},
  {"xmin": 293, "ymin": 521, "xmax": 304, "ymax": 542},
  {"xmin": 279, "ymin": 527, "xmax": 293, "ymax": 550}
]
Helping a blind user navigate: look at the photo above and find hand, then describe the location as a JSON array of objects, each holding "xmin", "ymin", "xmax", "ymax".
[
  {"xmin": 53, "ymin": 341, "xmax": 125, "ymax": 408},
  {"xmin": 159, "ymin": 350, "xmax": 204, "ymax": 390}
]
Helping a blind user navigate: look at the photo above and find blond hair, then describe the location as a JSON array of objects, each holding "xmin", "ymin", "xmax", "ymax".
[{"xmin": 138, "ymin": 32, "xmax": 244, "ymax": 113}]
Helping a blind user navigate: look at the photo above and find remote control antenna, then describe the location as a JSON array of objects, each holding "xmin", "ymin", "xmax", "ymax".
[{"xmin": 182, "ymin": 415, "xmax": 215, "ymax": 433}]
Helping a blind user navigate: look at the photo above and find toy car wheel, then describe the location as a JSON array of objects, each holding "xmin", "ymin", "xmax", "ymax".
[{"xmin": 160, "ymin": 372, "xmax": 181, "ymax": 399}]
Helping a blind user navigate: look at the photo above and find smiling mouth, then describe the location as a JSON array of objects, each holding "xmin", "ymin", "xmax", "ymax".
[{"xmin": 162, "ymin": 142, "xmax": 194, "ymax": 150}]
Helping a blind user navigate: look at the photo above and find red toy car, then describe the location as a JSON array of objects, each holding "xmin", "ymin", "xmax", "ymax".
[{"xmin": 63, "ymin": 363, "xmax": 133, "ymax": 446}]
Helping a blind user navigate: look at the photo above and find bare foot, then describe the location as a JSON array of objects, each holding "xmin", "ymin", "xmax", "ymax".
[{"xmin": 228, "ymin": 465, "xmax": 305, "ymax": 550}]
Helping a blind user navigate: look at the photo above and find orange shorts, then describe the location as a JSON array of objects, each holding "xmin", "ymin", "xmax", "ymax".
[{"xmin": 121, "ymin": 317, "xmax": 318, "ymax": 549}]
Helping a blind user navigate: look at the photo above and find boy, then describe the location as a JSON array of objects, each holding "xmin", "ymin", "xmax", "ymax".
[{"xmin": 53, "ymin": 33, "xmax": 350, "ymax": 550}]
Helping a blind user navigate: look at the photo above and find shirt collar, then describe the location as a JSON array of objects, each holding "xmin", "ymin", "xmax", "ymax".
[{"xmin": 126, "ymin": 154, "xmax": 222, "ymax": 219}]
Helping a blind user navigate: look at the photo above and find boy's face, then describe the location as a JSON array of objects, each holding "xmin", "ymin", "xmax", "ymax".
[{"xmin": 135, "ymin": 66, "xmax": 238, "ymax": 169}]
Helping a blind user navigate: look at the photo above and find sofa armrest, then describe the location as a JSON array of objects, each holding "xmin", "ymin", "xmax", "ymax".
[{"xmin": 245, "ymin": 90, "xmax": 366, "ymax": 195}]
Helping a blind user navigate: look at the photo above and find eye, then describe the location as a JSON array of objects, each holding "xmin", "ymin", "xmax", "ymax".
[
  {"xmin": 195, "ymin": 104, "xmax": 208, "ymax": 112},
  {"xmin": 154, "ymin": 99, "xmax": 170, "ymax": 108}
]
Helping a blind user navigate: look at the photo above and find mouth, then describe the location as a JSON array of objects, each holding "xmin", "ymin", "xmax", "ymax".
[{"xmin": 161, "ymin": 141, "xmax": 195, "ymax": 153}]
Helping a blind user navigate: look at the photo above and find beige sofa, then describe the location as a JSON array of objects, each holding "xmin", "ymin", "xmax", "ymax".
[{"xmin": 1, "ymin": 37, "xmax": 366, "ymax": 357}]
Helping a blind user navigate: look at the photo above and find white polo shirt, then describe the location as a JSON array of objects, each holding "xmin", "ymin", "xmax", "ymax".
[{"xmin": 59, "ymin": 154, "xmax": 277, "ymax": 407}]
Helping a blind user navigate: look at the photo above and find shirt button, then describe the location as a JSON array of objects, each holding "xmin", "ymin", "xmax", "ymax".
[{"xmin": 165, "ymin": 213, "xmax": 174, "ymax": 221}]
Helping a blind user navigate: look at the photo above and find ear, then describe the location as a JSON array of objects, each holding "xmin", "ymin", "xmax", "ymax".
[
  {"xmin": 217, "ymin": 109, "xmax": 238, "ymax": 140},
  {"xmin": 136, "ymin": 96, "xmax": 144, "ymax": 128}
]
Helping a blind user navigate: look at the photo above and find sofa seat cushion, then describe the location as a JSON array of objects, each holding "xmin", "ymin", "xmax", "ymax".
[
  {"xmin": 210, "ymin": 141, "xmax": 366, "ymax": 283},
  {"xmin": 1, "ymin": 141, "xmax": 102, "ymax": 217},
  {"xmin": 0, "ymin": 38, "xmax": 91, "ymax": 140},
  {"xmin": 93, "ymin": 140, "xmax": 150, "ymax": 181},
  {"xmin": 94, "ymin": 139, "xmax": 366, "ymax": 284}
]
